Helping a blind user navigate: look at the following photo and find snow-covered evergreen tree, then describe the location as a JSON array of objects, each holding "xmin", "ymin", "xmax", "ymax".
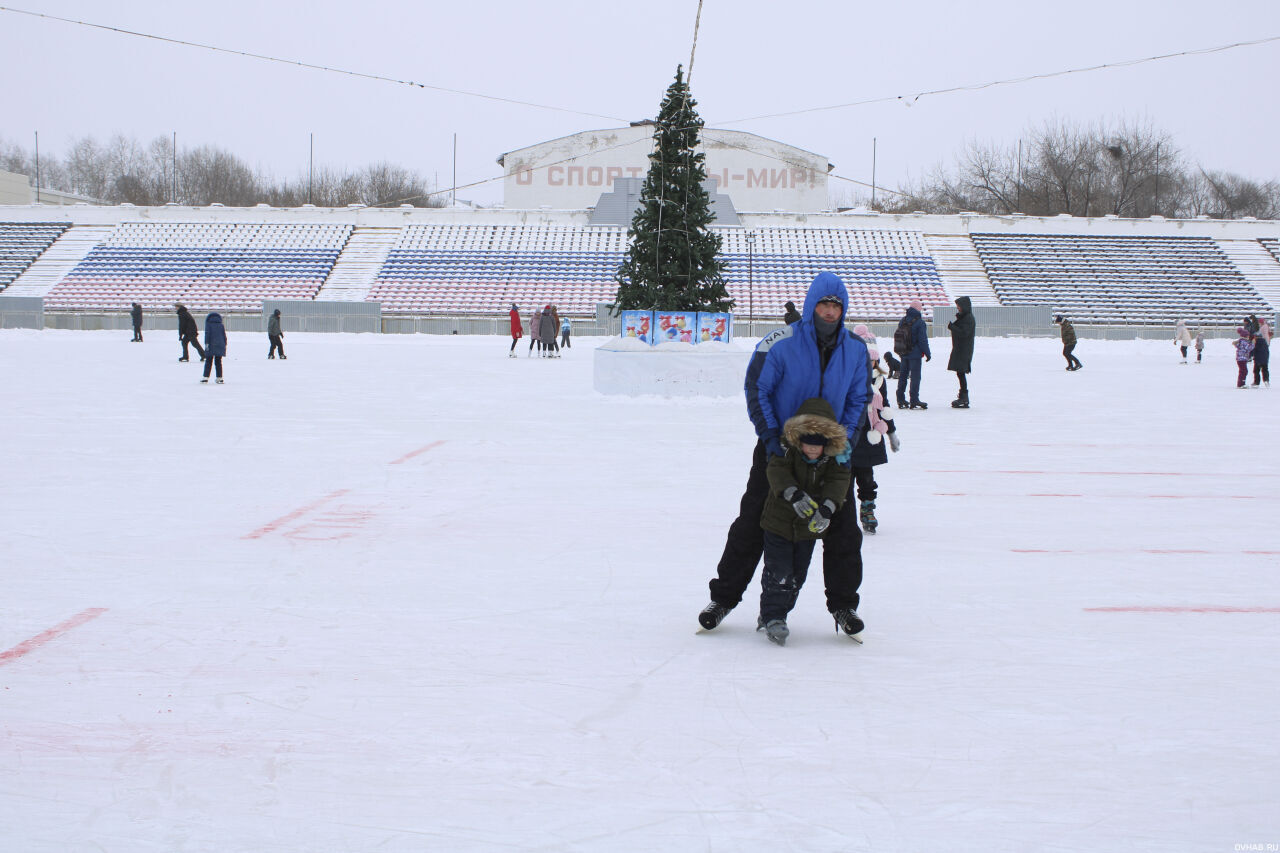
[{"xmin": 614, "ymin": 66, "xmax": 731, "ymax": 312}]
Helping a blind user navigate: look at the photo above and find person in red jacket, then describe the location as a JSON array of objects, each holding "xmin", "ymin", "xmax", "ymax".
[{"xmin": 508, "ymin": 304, "xmax": 523, "ymax": 358}]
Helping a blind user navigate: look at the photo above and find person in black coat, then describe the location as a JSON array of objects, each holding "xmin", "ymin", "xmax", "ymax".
[
  {"xmin": 946, "ymin": 296, "xmax": 975, "ymax": 408},
  {"xmin": 267, "ymin": 309, "xmax": 286, "ymax": 359},
  {"xmin": 783, "ymin": 301, "xmax": 801, "ymax": 325},
  {"xmin": 130, "ymin": 303, "xmax": 143, "ymax": 342},
  {"xmin": 176, "ymin": 304, "xmax": 205, "ymax": 362}
]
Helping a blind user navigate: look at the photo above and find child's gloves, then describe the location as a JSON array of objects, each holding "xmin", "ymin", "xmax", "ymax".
[
  {"xmin": 782, "ymin": 486, "xmax": 818, "ymax": 519},
  {"xmin": 889, "ymin": 433, "xmax": 901, "ymax": 453},
  {"xmin": 807, "ymin": 500, "xmax": 837, "ymax": 534}
]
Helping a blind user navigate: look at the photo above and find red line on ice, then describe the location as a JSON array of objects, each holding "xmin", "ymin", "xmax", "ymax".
[
  {"xmin": 0, "ymin": 608, "xmax": 108, "ymax": 666},
  {"xmin": 243, "ymin": 489, "xmax": 351, "ymax": 540},
  {"xmin": 389, "ymin": 440, "xmax": 446, "ymax": 465},
  {"xmin": 1084, "ymin": 606, "xmax": 1280, "ymax": 613}
]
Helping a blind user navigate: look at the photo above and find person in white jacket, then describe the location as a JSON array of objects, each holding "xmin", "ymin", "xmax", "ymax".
[{"xmin": 1174, "ymin": 319, "xmax": 1192, "ymax": 364}]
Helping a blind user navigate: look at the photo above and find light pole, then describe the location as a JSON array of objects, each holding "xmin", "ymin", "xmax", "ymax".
[{"xmin": 745, "ymin": 231, "xmax": 756, "ymax": 335}]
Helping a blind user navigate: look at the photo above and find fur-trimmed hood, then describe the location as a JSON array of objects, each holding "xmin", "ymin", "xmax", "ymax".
[{"xmin": 781, "ymin": 397, "xmax": 848, "ymax": 457}]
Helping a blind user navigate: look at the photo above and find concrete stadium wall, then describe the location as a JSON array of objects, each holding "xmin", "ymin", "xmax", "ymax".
[
  {"xmin": 0, "ymin": 296, "xmax": 43, "ymax": 328},
  {"xmin": 262, "ymin": 300, "xmax": 380, "ymax": 334}
]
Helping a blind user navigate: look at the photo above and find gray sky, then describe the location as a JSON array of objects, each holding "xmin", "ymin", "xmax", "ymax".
[{"xmin": 3, "ymin": 0, "xmax": 1277, "ymax": 206}]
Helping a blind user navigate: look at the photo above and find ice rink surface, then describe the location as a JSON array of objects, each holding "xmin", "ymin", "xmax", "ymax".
[{"xmin": 1, "ymin": 328, "xmax": 1277, "ymax": 852}]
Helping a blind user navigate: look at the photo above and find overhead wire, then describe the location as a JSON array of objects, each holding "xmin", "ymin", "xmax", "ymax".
[
  {"xmin": 715, "ymin": 34, "xmax": 1280, "ymax": 125},
  {"xmin": 0, "ymin": 4, "xmax": 629, "ymax": 124},
  {"xmin": 6, "ymin": 4, "xmax": 1272, "ymax": 206}
]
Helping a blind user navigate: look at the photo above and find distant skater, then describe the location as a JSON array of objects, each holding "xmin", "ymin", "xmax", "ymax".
[
  {"xmin": 1055, "ymin": 314, "xmax": 1083, "ymax": 371},
  {"xmin": 1234, "ymin": 326, "xmax": 1254, "ymax": 389},
  {"xmin": 202, "ymin": 312, "xmax": 227, "ymax": 384},
  {"xmin": 1252, "ymin": 328, "xmax": 1270, "ymax": 388},
  {"xmin": 1195, "ymin": 331, "xmax": 1204, "ymax": 364},
  {"xmin": 539, "ymin": 304, "xmax": 560, "ymax": 358},
  {"xmin": 528, "ymin": 307, "xmax": 543, "ymax": 357},
  {"xmin": 783, "ymin": 300, "xmax": 801, "ymax": 325},
  {"xmin": 560, "ymin": 315, "xmax": 572, "ymax": 349},
  {"xmin": 267, "ymin": 309, "xmax": 286, "ymax": 359},
  {"xmin": 130, "ymin": 302, "xmax": 143, "ymax": 342},
  {"xmin": 176, "ymin": 304, "xmax": 205, "ymax": 362},
  {"xmin": 947, "ymin": 296, "xmax": 975, "ymax": 408},
  {"xmin": 894, "ymin": 300, "xmax": 931, "ymax": 408},
  {"xmin": 1174, "ymin": 319, "xmax": 1192, "ymax": 364},
  {"xmin": 509, "ymin": 304, "xmax": 523, "ymax": 357}
]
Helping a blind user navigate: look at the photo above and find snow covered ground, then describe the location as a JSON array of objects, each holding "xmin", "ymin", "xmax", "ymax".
[{"xmin": 1, "ymin": 329, "xmax": 1277, "ymax": 853}]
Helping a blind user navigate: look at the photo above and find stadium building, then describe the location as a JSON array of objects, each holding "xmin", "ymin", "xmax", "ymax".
[{"xmin": 1, "ymin": 128, "xmax": 1278, "ymax": 338}]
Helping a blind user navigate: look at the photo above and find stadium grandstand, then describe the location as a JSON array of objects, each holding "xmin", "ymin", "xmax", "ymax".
[{"xmin": 1, "ymin": 205, "xmax": 1278, "ymax": 335}]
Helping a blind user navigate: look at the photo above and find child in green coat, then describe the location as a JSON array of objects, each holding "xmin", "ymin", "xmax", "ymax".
[{"xmin": 758, "ymin": 397, "xmax": 853, "ymax": 645}]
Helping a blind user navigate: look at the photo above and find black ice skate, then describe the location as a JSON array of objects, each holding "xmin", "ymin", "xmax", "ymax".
[
  {"xmin": 832, "ymin": 608, "xmax": 865, "ymax": 642},
  {"xmin": 698, "ymin": 601, "xmax": 733, "ymax": 631}
]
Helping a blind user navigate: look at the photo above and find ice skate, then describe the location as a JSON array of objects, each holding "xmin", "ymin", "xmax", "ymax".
[
  {"xmin": 951, "ymin": 391, "xmax": 969, "ymax": 409},
  {"xmin": 832, "ymin": 608, "xmax": 865, "ymax": 642},
  {"xmin": 909, "ymin": 400, "xmax": 928, "ymax": 410},
  {"xmin": 698, "ymin": 601, "xmax": 733, "ymax": 631},
  {"xmin": 859, "ymin": 499, "xmax": 878, "ymax": 534},
  {"xmin": 759, "ymin": 618, "xmax": 789, "ymax": 646}
]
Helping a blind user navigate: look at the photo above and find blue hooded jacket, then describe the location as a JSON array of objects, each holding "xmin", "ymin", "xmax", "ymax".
[
  {"xmin": 204, "ymin": 312, "xmax": 227, "ymax": 357},
  {"xmin": 745, "ymin": 272, "xmax": 871, "ymax": 448}
]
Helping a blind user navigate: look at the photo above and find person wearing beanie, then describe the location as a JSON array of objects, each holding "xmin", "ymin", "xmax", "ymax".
[
  {"xmin": 1235, "ymin": 326, "xmax": 1255, "ymax": 388},
  {"xmin": 947, "ymin": 296, "xmax": 975, "ymax": 407},
  {"xmin": 1055, "ymin": 315, "xmax": 1082, "ymax": 371},
  {"xmin": 129, "ymin": 302, "xmax": 143, "ymax": 342},
  {"xmin": 698, "ymin": 271, "xmax": 870, "ymax": 642},
  {"xmin": 783, "ymin": 300, "xmax": 801, "ymax": 325},
  {"xmin": 756, "ymin": 397, "xmax": 853, "ymax": 646},
  {"xmin": 849, "ymin": 325, "xmax": 899, "ymax": 534},
  {"xmin": 894, "ymin": 301, "xmax": 931, "ymax": 408},
  {"xmin": 508, "ymin": 304, "xmax": 523, "ymax": 357},
  {"xmin": 176, "ymin": 303, "xmax": 204, "ymax": 362},
  {"xmin": 267, "ymin": 308, "xmax": 286, "ymax": 360}
]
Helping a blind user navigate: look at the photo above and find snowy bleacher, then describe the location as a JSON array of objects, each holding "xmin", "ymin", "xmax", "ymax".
[
  {"xmin": 0, "ymin": 221, "xmax": 70, "ymax": 291},
  {"xmin": 1260, "ymin": 237, "xmax": 1280, "ymax": 266},
  {"xmin": 42, "ymin": 222, "xmax": 351, "ymax": 312},
  {"xmin": 370, "ymin": 224, "xmax": 628, "ymax": 315},
  {"xmin": 971, "ymin": 233, "xmax": 1271, "ymax": 325},
  {"xmin": 718, "ymin": 228, "xmax": 948, "ymax": 321},
  {"xmin": 370, "ymin": 224, "xmax": 947, "ymax": 319}
]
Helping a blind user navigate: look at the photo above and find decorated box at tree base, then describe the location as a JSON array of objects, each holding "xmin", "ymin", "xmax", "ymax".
[
  {"xmin": 620, "ymin": 309, "xmax": 654, "ymax": 344},
  {"xmin": 697, "ymin": 312, "xmax": 732, "ymax": 343},
  {"xmin": 654, "ymin": 310, "xmax": 698, "ymax": 345}
]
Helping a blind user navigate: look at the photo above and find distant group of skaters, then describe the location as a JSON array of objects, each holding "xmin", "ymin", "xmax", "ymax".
[
  {"xmin": 508, "ymin": 303, "xmax": 571, "ymax": 357},
  {"xmin": 129, "ymin": 302, "xmax": 287, "ymax": 383},
  {"xmin": 1226, "ymin": 314, "xmax": 1272, "ymax": 388}
]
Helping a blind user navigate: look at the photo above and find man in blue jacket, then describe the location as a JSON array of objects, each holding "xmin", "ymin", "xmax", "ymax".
[
  {"xmin": 698, "ymin": 272, "xmax": 872, "ymax": 638},
  {"xmin": 895, "ymin": 300, "xmax": 931, "ymax": 409}
]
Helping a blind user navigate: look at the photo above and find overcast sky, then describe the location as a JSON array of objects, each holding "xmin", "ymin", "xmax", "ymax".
[{"xmin": 3, "ymin": 0, "xmax": 1277, "ymax": 206}]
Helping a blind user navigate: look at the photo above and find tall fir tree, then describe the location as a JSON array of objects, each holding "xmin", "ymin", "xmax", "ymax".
[{"xmin": 614, "ymin": 66, "xmax": 732, "ymax": 312}]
